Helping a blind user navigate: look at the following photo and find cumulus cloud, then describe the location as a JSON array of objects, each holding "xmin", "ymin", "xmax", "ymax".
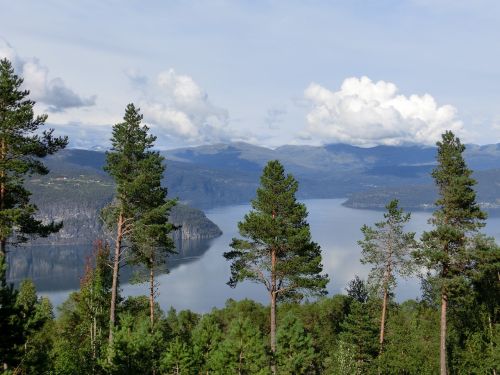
[
  {"xmin": 140, "ymin": 68, "xmax": 231, "ymax": 143},
  {"xmin": 303, "ymin": 76, "xmax": 463, "ymax": 146},
  {"xmin": 0, "ymin": 38, "xmax": 96, "ymax": 112}
]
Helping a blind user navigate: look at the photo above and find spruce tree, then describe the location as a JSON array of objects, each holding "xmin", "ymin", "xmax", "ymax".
[
  {"xmin": 358, "ymin": 199, "xmax": 417, "ymax": 351},
  {"xmin": 417, "ymin": 131, "xmax": 486, "ymax": 375},
  {"xmin": 0, "ymin": 57, "xmax": 67, "ymax": 372},
  {"xmin": 103, "ymin": 103, "xmax": 176, "ymax": 349},
  {"xmin": 224, "ymin": 160, "xmax": 328, "ymax": 374}
]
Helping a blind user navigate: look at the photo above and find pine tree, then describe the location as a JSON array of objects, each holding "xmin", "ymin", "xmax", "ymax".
[
  {"xmin": 53, "ymin": 241, "xmax": 112, "ymax": 374},
  {"xmin": 110, "ymin": 312, "xmax": 165, "ymax": 374},
  {"xmin": 224, "ymin": 160, "xmax": 328, "ymax": 374},
  {"xmin": 378, "ymin": 301, "xmax": 440, "ymax": 374},
  {"xmin": 210, "ymin": 317, "xmax": 270, "ymax": 375},
  {"xmin": 358, "ymin": 199, "xmax": 417, "ymax": 351},
  {"xmin": 103, "ymin": 103, "xmax": 175, "ymax": 349},
  {"xmin": 345, "ymin": 276, "xmax": 369, "ymax": 303},
  {"xmin": 160, "ymin": 337, "xmax": 196, "ymax": 375},
  {"xmin": 191, "ymin": 314, "xmax": 223, "ymax": 372},
  {"xmin": 275, "ymin": 313, "xmax": 316, "ymax": 375},
  {"xmin": 339, "ymin": 300, "xmax": 379, "ymax": 374},
  {"xmin": 128, "ymin": 185, "xmax": 177, "ymax": 329},
  {"xmin": 0, "ymin": 57, "xmax": 67, "ymax": 372},
  {"xmin": 417, "ymin": 131, "xmax": 486, "ymax": 375},
  {"xmin": 14, "ymin": 280, "xmax": 54, "ymax": 374}
]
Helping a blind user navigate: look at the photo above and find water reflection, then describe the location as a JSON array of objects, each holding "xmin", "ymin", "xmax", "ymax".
[{"xmin": 7, "ymin": 237, "xmax": 215, "ymax": 291}]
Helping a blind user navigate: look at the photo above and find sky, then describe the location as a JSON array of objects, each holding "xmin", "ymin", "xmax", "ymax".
[{"xmin": 1, "ymin": 0, "xmax": 499, "ymax": 149}]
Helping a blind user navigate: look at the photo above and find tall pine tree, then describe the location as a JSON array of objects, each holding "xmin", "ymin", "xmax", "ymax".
[
  {"xmin": 417, "ymin": 131, "xmax": 486, "ymax": 375},
  {"xmin": 358, "ymin": 199, "xmax": 417, "ymax": 351},
  {"xmin": 103, "ymin": 103, "xmax": 176, "ymax": 351},
  {"xmin": 224, "ymin": 160, "xmax": 328, "ymax": 374},
  {"xmin": 0, "ymin": 58, "xmax": 67, "ymax": 257},
  {"xmin": 0, "ymin": 57, "xmax": 67, "ymax": 371}
]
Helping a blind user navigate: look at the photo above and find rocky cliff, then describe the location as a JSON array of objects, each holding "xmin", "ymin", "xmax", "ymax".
[{"xmin": 25, "ymin": 172, "xmax": 221, "ymax": 246}]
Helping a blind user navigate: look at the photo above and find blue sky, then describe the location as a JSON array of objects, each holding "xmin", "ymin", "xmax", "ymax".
[{"xmin": 1, "ymin": 0, "xmax": 499, "ymax": 149}]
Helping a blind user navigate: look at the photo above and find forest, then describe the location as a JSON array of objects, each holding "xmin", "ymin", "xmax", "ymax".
[{"xmin": 0, "ymin": 55, "xmax": 498, "ymax": 375}]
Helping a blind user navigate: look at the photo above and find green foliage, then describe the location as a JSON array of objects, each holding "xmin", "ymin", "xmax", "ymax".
[
  {"xmin": 210, "ymin": 317, "xmax": 270, "ymax": 375},
  {"xmin": 103, "ymin": 104, "xmax": 177, "ymax": 245},
  {"xmin": 0, "ymin": 58, "xmax": 67, "ymax": 251},
  {"xmin": 213, "ymin": 298, "xmax": 268, "ymax": 335},
  {"xmin": 417, "ymin": 131, "xmax": 488, "ymax": 372},
  {"xmin": 275, "ymin": 313, "xmax": 316, "ymax": 374},
  {"xmin": 325, "ymin": 340, "xmax": 358, "ymax": 375},
  {"xmin": 0, "ymin": 57, "xmax": 65, "ymax": 372},
  {"xmin": 53, "ymin": 242, "xmax": 112, "ymax": 374},
  {"xmin": 378, "ymin": 300, "xmax": 440, "ymax": 374},
  {"xmin": 338, "ymin": 300, "xmax": 379, "ymax": 373},
  {"xmin": 418, "ymin": 131, "xmax": 486, "ymax": 291},
  {"xmin": 0, "ymin": 255, "xmax": 22, "ymax": 369},
  {"xmin": 160, "ymin": 337, "xmax": 196, "ymax": 375},
  {"xmin": 191, "ymin": 314, "xmax": 224, "ymax": 371},
  {"xmin": 164, "ymin": 307, "xmax": 200, "ymax": 343},
  {"xmin": 109, "ymin": 312, "xmax": 165, "ymax": 374},
  {"xmin": 359, "ymin": 199, "xmax": 417, "ymax": 293},
  {"xmin": 346, "ymin": 275, "xmax": 369, "ymax": 303},
  {"xmin": 225, "ymin": 159, "xmax": 328, "ymax": 301}
]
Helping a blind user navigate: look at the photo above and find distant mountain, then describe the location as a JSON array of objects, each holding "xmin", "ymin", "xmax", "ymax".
[{"xmin": 33, "ymin": 141, "xmax": 500, "ymax": 212}]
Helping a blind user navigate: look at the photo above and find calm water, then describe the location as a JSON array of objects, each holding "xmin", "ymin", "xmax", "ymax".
[{"xmin": 38, "ymin": 199, "xmax": 500, "ymax": 313}]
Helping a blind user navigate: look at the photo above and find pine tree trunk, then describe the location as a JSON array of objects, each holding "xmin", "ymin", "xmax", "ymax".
[
  {"xmin": 1, "ymin": 139, "xmax": 7, "ymax": 372},
  {"xmin": 440, "ymin": 290, "xmax": 448, "ymax": 375},
  {"xmin": 379, "ymin": 286, "xmax": 388, "ymax": 351},
  {"xmin": 238, "ymin": 341, "xmax": 243, "ymax": 375},
  {"xmin": 149, "ymin": 258, "xmax": 155, "ymax": 328},
  {"xmin": 108, "ymin": 211, "xmax": 124, "ymax": 350},
  {"xmin": 0, "ymin": 139, "xmax": 6, "ymax": 259},
  {"xmin": 488, "ymin": 314, "xmax": 497, "ymax": 375},
  {"xmin": 270, "ymin": 247, "xmax": 277, "ymax": 375}
]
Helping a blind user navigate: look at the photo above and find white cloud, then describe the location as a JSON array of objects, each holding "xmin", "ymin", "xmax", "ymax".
[
  {"xmin": 0, "ymin": 38, "xmax": 96, "ymax": 112},
  {"xmin": 140, "ymin": 68, "xmax": 232, "ymax": 143},
  {"xmin": 303, "ymin": 76, "xmax": 463, "ymax": 146}
]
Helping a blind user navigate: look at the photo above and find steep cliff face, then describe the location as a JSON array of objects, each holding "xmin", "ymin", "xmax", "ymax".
[
  {"xmin": 169, "ymin": 204, "xmax": 222, "ymax": 240},
  {"xmin": 25, "ymin": 173, "xmax": 221, "ymax": 246}
]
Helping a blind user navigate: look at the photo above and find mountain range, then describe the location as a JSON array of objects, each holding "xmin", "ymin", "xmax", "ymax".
[{"xmin": 38, "ymin": 141, "xmax": 500, "ymax": 211}]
